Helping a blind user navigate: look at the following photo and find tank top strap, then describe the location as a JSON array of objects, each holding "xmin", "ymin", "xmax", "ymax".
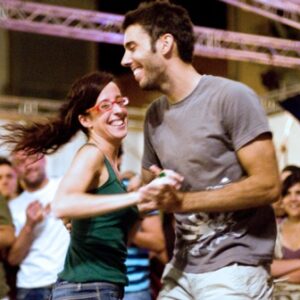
[
  {"xmin": 84, "ymin": 142, "xmax": 118, "ymax": 179},
  {"xmin": 83, "ymin": 142, "xmax": 119, "ymax": 184},
  {"xmin": 103, "ymin": 157, "xmax": 118, "ymax": 182}
]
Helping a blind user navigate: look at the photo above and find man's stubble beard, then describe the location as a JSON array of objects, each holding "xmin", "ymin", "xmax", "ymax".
[
  {"xmin": 23, "ymin": 172, "xmax": 47, "ymax": 191},
  {"xmin": 139, "ymin": 60, "xmax": 166, "ymax": 92}
]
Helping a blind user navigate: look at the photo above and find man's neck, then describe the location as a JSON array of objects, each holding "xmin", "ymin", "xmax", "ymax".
[{"xmin": 162, "ymin": 62, "xmax": 202, "ymax": 104}]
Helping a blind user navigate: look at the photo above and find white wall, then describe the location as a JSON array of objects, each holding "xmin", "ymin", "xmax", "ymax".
[
  {"xmin": 268, "ymin": 112, "xmax": 300, "ymax": 170},
  {"xmin": 121, "ymin": 130, "xmax": 144, "ymax": 174}
]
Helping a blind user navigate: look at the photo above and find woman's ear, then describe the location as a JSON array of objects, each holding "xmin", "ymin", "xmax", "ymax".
[{"xmin": 78, "ymin": 114, "xmax": 93, "ymax": 129}]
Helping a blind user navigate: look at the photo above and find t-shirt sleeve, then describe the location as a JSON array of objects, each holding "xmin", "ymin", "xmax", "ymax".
[
  {"xmin": 0, "ymin": 196, "xmax": 13, "ymax": 225},
  {"xmin": 221, "ymin": 82, "xmax": 271, "ymax": 150}
]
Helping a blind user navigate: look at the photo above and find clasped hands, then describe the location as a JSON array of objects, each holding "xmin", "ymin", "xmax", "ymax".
[{"xmin": 137, "ymin": 165, "xmax": 184, "ymax": 213}]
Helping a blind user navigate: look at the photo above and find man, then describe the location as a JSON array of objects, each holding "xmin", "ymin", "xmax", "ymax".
[
  {"xmin": 0, "ymin": 195, "xmax": 15, "ymax": 300},
  {"xmin": 8, "ymin": 150, "xmax": 70, "ymax": 300},
  {"xmin": 0, "ymin": 157, "xmax": 19, "ymax": 201},
  {"xmin": 121, "ymin": 1, "xmax": 281, "ymax": 299}
]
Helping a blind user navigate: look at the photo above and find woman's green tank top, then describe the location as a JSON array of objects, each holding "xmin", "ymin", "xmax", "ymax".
[{"xmin": 58, "ymin": 158, "xmax": 139, "ymax": 285}]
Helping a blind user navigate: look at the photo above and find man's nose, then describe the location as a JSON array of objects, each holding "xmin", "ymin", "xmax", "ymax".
[{"xmin": 121, "ymin": 51, "xmax": 131, "ymax": 68}]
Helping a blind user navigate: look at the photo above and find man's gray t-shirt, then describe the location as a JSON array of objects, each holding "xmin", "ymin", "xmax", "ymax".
[{"xmin": 142, "ymin": 75, "xmax": 276, "ymax": 273}]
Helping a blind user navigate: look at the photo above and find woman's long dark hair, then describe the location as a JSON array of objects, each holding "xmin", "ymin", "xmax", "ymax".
[{"xmin": 0, "ymin": 71, "xmax": 115, "ymax": 155}]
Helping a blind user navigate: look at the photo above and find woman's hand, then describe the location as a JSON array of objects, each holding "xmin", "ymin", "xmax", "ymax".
[{"xmin": 137, "ymin": 166, "xmax": 184, "ymax": 213}]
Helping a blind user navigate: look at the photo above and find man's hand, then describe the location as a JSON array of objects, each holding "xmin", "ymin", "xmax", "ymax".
[
  {"xmin": 149, "ymin": 165, "xmax": 184, "ymax": 190},
  {"xmin": 25, "ymin": 200, "xmax": 47, "ymax": 230},
  {"xmin": 139, "ymin": 182, "xmax": 183, "ymax": 212},
  {"xmin": 8, "ymin": 200, "xmax": 50, "ymax": 266},
  {"xmin": 137, "ymin": 167, "xmax": 184, "ymax": 213}
]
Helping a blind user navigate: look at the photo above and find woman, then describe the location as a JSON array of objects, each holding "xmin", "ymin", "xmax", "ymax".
[
  {"xmin": 271, "ymin": 172, "xmax": 300, "ymax": 299},
  {"xmin": 0, "ymin": 71, "xmax": 182, "ymax": 300}
]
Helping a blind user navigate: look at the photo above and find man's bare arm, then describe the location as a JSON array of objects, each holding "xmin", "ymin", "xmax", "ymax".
[
  {"xmin": 143, "ymin": 134, "xmax": 281, "ymax": 213},
  {"xmin": 8, "ymin": 200, "xmax": 44, "ymax": 266}
]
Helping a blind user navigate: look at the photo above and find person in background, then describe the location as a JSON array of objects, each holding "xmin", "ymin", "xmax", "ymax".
[
  {"xmin": 0, "ymin": 71, "xmax": 182, "ymax": 300},
  {"xmin": 121, "ymin": 1, "xmax": 280, "ymax": 299},
  {"xmin": 0, "ymin": 156, "xmax": 21, "ymax": 300},
  {"xmin": 124, "ymin": 210, "xmax": 166, "ymax": 300},
  {"xmin": 271, "ymin": 172, "xmax": 300, "ymax": 299},
  {"xmin": 0, "ymin": 195, "xmax": 15, "ymax": 300},
  {"xmin": 0, "ymin": 157, "xmax": 20, "ymax": 201},
  {"xmin": 5, "ymin": 150, "xmax": 70, "ymax": 300},
  {"xmin": 272, "ymin": 165, "xmax": 300, "ymax": 221},
  {"xmin": 120, "ymin": 169, "xmax": 167, "ymax": 300}
]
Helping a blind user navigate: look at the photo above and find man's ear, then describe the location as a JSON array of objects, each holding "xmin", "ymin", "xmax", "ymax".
[
  {"xmin": 78, "ymin": 114, "xmax": 93, "ymax": 129},
  {"xmin": 158, "ymin": 33, "xmax": 175, "ymax": 56}
]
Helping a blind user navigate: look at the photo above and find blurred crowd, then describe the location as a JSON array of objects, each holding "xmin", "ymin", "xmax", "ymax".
[
  {"xmin": 1, "ymin": 148, "xmax": 300, "ymax": 300},
  {"xmin": 0, "ymin": 149, "xmax": 175, "ymax": 300}
]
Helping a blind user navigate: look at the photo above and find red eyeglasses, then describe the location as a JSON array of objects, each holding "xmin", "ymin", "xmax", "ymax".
[{"xmin": 86, "ymin": 96, "xmax": 129, "ymax": 113}]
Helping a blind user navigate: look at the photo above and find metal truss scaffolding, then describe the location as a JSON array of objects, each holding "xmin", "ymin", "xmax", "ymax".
[
  {"xmin": 1, "ymin": 0, "xmax": 300, "ymax": 68},
  {"xmin": 219, "ymin": 0, "xmax": 300, "ymax": 30}
]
